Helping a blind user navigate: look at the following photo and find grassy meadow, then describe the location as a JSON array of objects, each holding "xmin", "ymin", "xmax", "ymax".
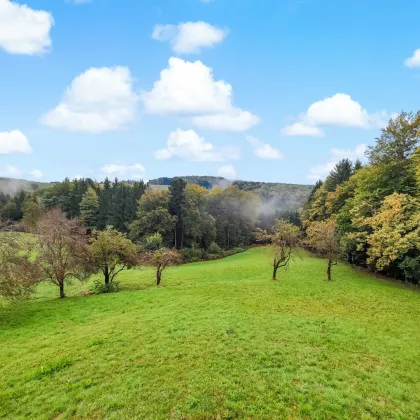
[{"xmin": 0, "ymin": 247, "xmax": 419, "ymax": 419}]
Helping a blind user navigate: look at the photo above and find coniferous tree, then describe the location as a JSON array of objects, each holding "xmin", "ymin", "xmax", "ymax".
[
  {"xmin": 169, "ymin": 178, "xmax": 187, "ymax": 248},
  {"xmin": 324, "ymin": 159, "xmax": 354, "ymax": 192},
  {"xmin": 97, "ymin": 177, "xmax": 112, "ymax": 229},
  {"xmin": 80, "ymin": 187, "xmax": 99, "ymax": 230}
]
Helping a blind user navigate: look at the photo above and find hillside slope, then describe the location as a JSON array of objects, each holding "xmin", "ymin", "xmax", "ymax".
[
  {"xmin": 1, "ymin": 248, "xmax": 419, "ymax": 418},
  {"xmin": 1, "ymin": 176, "xmax": 312, "ymax": 210},
  {"xmin": 150, "ymin": 176, "xmax": 313, "ymax": 209},
  {"xmin": 0, "ymin": 177, "xmax": 55, "ymax": 196}
]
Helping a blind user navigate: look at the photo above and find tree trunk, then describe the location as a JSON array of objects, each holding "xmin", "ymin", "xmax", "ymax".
[
  {"xmin": 272, "ymin": 265, "xmax": 278, "ymax": 280},
  {"xmin": 59, "ymin": 281, "xmax": 65, "ymax": 299},
  {"xmin": 327, "ymin": 259, "xmax": 332, "ymax": 281},
  {"xmin": 104, "ymin": 266, "xmax": 110, "ymax": 285},
  {"xmin": 156, "ymin": 269, "xmax": 162, "ymax": 286}
]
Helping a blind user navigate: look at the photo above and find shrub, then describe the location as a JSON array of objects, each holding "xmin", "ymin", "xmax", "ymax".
[
  {"xmin": 208, "ymin": 242, "xmax": 222, "ymax": 255},
  {"xmin": 92, "ymin": 279, "xmax": 120, "ymax": 294},
  {"xmin": 143, "ymin": 233, "xmax": 163, "ymax": 251},
  {"xmin": 181, "ymin": 247, "xmax": 204, "ymax": 262},
  {"xmin": 222, "ymin": 247, "xmax": 246, "ymax": 258}
]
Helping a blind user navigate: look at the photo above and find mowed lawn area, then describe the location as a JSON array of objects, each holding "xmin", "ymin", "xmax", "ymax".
[{"xmin": 0, "ymin": 248, "xmax": 419, "ymax": 419}]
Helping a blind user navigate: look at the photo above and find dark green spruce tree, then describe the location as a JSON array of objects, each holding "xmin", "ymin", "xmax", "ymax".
[{"xmin": 169, "ymin": 178, "xmax": 187, "ymax": 248}]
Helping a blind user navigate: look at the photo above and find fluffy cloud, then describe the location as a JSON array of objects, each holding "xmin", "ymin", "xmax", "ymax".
[
  {"xmin": 0, "ymin": 130, "xmax": 32, "ymax": 154},
  {"xmin": 0, "ymin": 0, "xmax": 54, "ymax": 55},
  {"xmin": 142, "ymin": 58, "xmax": 231, "ymax": 114},
  {"xmin": 247, "ymin": 136, "xmax": 283, "ymax": 160},
  {"xmin": 217, "ymin": 165, "xmax": 236, "ymax": 179},
  {"xmin": 142, "ymin": 57, "xmax": 259, "ymax": 132},
  {"xmin": 192, "ymin": 110, "xmax": 260, "ymax": 132},
  {"xmin": 101, "ymin": 163, "xmax": 145, "ymax": 180},
  {"xmin": 0, "ymin": 165, "xmax": 21, "ymax": 177},
  {"xmin": 307, "ymin": 144, "xmax": 367, "ymax": 181},
  {"xmin": 281, "ymin": 122, "xmax": 324, "ymax": 137},
  {"xmin": 282, "ymin": 94, "xmax": 389, "ymax": 137},
  {"xmin": 30, "ymin": 169, "xmax": 44, "ymax": 179},
  {"xmin": 152, "ymin": 21, "xmax": 228, "ymax": 54},
  {"xmin": 41, "ymin": 67, "xmax": 138, "ymax": 133},
  {"xmin": 405, "ymin": 49, "xmax": 420, "ymax": 68},
  {"xmin": 155, "ymin": 128, "xmax": 241, "ymax": 162}
]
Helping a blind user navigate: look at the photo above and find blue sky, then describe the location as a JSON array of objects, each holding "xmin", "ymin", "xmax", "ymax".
[{"xmin": 1, "ymin": 0, "xmax": 420, "ymax": 184}]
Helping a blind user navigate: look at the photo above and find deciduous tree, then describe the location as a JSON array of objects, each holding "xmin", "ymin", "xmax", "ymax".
[
  {"xmin": 367, "ymin": 111, "xmax": 420, "ymax": 165},
  {"xmin": 36, "ymin": 209, "xmax": 92, "ymax": 298},
  {"xmin": 129, "ymin": 190, "xmax": 175, "ymax": 245},
  {"xmin": 269, "ymin": 220, "xmax": 301, "ymax": 280},
  {"xmin": 140, "ymin": 248, "xmax": 182, "ymax": 286},
  {"xmin": 90, "ymin": 227, "xmax": 138, "ymax": 287},
  {"xmin": 306, "ymin": 219, "xmax": 341, "ymax": 281},
  {"xmin": 23, "ymin": 195, "xmax": 42, "ymax": 232},
  {"xmin": 364, "ymin": 193, "xmax": 420, "ymax": 278},
  {"xmin": 0, "ymin": 233, "xmax": 40, "ymax": 300}
]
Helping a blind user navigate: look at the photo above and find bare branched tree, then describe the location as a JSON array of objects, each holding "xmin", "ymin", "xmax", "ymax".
[{"xmin": 36, "ymin": 209, "xmax": 92, "ymax": 298}]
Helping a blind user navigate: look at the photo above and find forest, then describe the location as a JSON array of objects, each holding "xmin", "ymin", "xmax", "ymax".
[
  {"xmin": 302, "ymin": 111, "xmax": 420, "ymax": 283},
  {"xmin": 0, "ymin": 111, "xmax": 419, "ymax": 290}
]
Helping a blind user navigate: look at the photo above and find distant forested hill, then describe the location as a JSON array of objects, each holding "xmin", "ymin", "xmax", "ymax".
[
  {"xmin": 0, "ymin": 177, "xmax": 56, "ymax": 196},
  {"xmin": 149, "ymin": 176, "xmax": 312, "ymax": 210},
  {"xmin": 1, "ymin": 176, "xmax": 312, "ymax": 211}
]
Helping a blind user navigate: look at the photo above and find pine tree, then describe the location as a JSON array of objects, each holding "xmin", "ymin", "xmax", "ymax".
[
  {"xmin": 324, "ymin": 159, "xmax": 354, "ymax": 192},
  {"xmin": 80, "ymin": 187, "xmax": 99, "ymax": 230},
  {"xmin": 97, "ymin": 177, "xmax": 112, "ymax": 229},
  {"xmin": 169, "ymin": 178, "xmax": 187, "ymax": 248}
]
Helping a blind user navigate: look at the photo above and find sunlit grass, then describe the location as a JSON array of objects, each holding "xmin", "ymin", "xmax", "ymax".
[{"xmin": 1, "ymin": 248, "xmax": 419, "ymax": 419}]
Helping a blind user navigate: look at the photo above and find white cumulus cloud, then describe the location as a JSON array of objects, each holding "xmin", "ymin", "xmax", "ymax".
[
  {"xmin": 281, "ymin": 122, "xmax": 324, "ymax": 137},
  {"xmin": 101, "ymin": 163, "xmax": 146, "ymax": 180},
  {"xmin": 0, "ymin": 130, "xmax": 32, "ymax": 154},
  {"xmin": 282, "ymin": 93, "xmax": 389, "ymax": 137},
  {"xmin": 142, "ymin": 57, "xmax": 259, "ymax": 132},
  {"xmin": 0, "ymin": 0, "xmax": 54, "ymax": 55},
  {"xmin": 404, "ymin": 49, "xmax": 420, "ymax": 68},
  {"xmin": 152, "ymin": 21, "xmax": 228, "ymax": 54},
  {"xmin": 247, "ymin": 136, "xmax": 283, "ymax": 160},
  {"xmin": 192, "ymin": 109, "xmax": 260, "ymax": 132},
  {"xmin": 0, "ymin": 165, "xmax": 21, "ymax": 177},
  {"xmin": 41, "ymin": 66, "xmax": 138, "ymax": 133},
  {"xmin": 155, "ymin": 128, "xmax": 241, "ymax": 162},
  {"xmin": 217, "ymin": 165, "xmax": 236, "ymax": 179},
  {"xmin": 307, "ymin": 144, "xmax": 367, "ymax": 181},
  {"xmin": 30, "ymin": 169, "xmax": 44, "ymax": 179}
]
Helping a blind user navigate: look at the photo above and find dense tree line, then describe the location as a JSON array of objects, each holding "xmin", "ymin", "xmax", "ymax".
[
  {"xmin": 302, "ymin": 111, "xmax": 420, "ymax": 283},
  {"xmin": 0, "ymin": 175, "xmax": 299, "ymax": 254}
]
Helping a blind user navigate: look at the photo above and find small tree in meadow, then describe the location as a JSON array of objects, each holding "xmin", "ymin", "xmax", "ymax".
[
  {"xmin": 36, "ymin": 209, "xmax": 92, "ymax": 298},
  {"xmin": 270, "ymin": 220, "xmax": 301, "ymax": 280},
  {"xmin": 90, "ymin": 227, "xmax": 138, "ymax": 288},
  {"xmin": 140, "ymin": 248, "xmax": 182, "ymax": 286},
  {"xmin": 306, "ymin": 219, "xmax": 341, "ymax": 281}
]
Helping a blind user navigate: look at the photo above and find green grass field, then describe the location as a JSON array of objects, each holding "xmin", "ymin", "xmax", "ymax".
[{"xmin": 1, "ymin": 248, "xmax": 419, "ymax": 419}]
